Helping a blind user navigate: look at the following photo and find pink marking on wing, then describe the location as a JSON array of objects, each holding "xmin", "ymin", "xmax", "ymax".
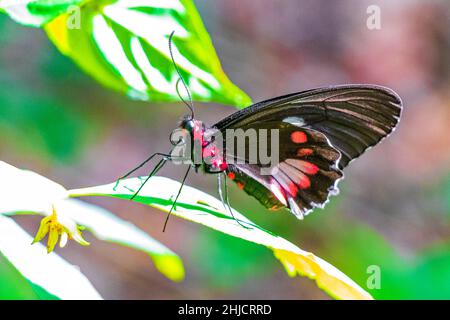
[
  {"xmin": 279, "ymin": 162, "xmax": 311, "ymax": 190},
  {"xmin": 298, "ymin": 175, "xmax": 311, "ymax": 189},
  {"xmin": 285, "ymin": 159, "xmax": 319, "ymax": 175},
  {"xmin": 300, "ymin": 162, "xmax": 319, "ymax": 175},
  {"xmin": 273, "ymin": 170, "xmax": 298, "ymax": 197},
  {"xmin": 287, "ymin": 182, "xmax": 298, "ymax": 196}
]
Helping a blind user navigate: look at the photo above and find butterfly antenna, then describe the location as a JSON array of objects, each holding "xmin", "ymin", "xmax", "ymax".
[
  {"xmin": 163, "ymin": 165, "xmax": 191, "ymax": 232},
  {"xmin": 169, "ymin": 31, "xmax": 195, "ymax": 120},
  {"xmin": 175, "ymin": 78, "xmax": 192, "ymax": 114}
]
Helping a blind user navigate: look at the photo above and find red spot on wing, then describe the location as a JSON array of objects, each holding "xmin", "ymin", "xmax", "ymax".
[
  {"xmin": 227, "ymin": 172, "xmax": 235, "ymax": 180},
  {"xmin": 279, "ymin": 161, "xmax": 312, "ymax": 191},
  {"xmin": 237, "ymin": 182, "xmax": 245, "ymax": 190},
  {"xmin": 287, "ymin": 182, "xmax": 298, "ymax": 197},
  {"xmin": 298, "ymin": 175, "xmax": 311, "ymax": 189},
  {"xmin": 297, "ymin": 148, "xmax": 313, "ymax": 157},
  {"xmin": 300, "ymin": 161, "xmax": 319, "ymax": 175},
  {"xmin": 291, "ymin": 131, "xmax": 307, "ymax": 144},
  {"xmin": 289, "ymin": 169, "xmax": 311, "ymax": 189}
]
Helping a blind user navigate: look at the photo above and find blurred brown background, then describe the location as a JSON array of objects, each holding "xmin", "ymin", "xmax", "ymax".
[{"xmin": 1, "ymin": 0, "xmax": 450, "ymax": 299}]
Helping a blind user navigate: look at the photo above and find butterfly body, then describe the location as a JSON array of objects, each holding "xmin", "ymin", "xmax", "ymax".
[{"xmin": 177, "ymin": 118, "xmax": 229, "ymax": 174}]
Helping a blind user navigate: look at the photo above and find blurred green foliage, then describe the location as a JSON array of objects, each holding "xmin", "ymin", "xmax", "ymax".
[
  {"xmin": 191, "ymin": 230, "xmax": 274, "ymax": 289},
  {"xmin": 0, "ymin": 85, "xmax": 91, "ymax": 162}
]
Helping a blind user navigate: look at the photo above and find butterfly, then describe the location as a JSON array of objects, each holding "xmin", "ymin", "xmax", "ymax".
[
  {"xmin": 115, "ymin": 33, "xmax": 402, "ymax": 230},
  {"xmin": 117, "ymin": 83, "xmax": 402, "ymax": 229}
]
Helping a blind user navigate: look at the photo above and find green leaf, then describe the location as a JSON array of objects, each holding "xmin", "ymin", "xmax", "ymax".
[
  {"xmin": 0, "ymin": 215, "xmax": 101, "ymax": 299},
  {"xmin": 0, "ymin": 161, "xmax": 185, "ymax": 282},
  {"xmin": 56, "ymin": 199, "xmax": 185, "ymax": 281},
  {"xmin": 43, "ymin": 0, "xmax": 251, "ymax": 107},
  {"xmin": 0, "ymin": 0, "xmax": 84, "ymax": 26},
  {"xmin": 1, "ymin": 242, "xmax": 58, "ymax": 300},
  {"xmin": 69, "ymin": 176, "xmax": 373, "ymax": 300},
  {"xmin": 0, "ymin": 251, "xmax": 40, "ymax": 299}
]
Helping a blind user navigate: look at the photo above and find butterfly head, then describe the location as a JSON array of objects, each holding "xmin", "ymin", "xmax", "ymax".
[
  {"xmin": 178, "ymin": 115, "xmax": 195, "ymax": 132},
  {"xmin": 170, "ymin": 116, "xmax": 204, "ymax": 147}
]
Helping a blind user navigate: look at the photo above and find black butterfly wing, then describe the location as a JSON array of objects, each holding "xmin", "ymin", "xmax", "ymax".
[
  {"xmin": 224, "ymin": 122, "xmax": 343, "ymax": 218},
  {"xmin": 215, "ymin": 85, "xmax": 402, "ymax": 169},
  {"xmin": 214, "ymin": 85, "xmax": 402, "ymax": 218}
]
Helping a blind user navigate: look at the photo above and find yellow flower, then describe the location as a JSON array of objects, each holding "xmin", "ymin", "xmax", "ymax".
[{"xmin": 32, "ymin": 205, "xmax": 89, "ymax": 253}]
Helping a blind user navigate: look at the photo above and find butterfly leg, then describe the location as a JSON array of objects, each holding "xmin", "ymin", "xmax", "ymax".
[
  {"xmin": 114, "ymin": 152, "xmax": 174, "ymax": 191},
  {"xmin": 217, "ymin": 173, "xmax": 251, "ymax": 229},
  {"xmin": 162, "ymin": 165, "xmax": 191, "ymax": 232},
  {"xmin": 130, "ymin": 157, "xmax": 168, "ymax": 200}
]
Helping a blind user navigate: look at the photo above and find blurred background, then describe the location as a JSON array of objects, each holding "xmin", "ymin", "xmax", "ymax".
[{"xmin": 1, "ymin": 0, "xmax": 450, "ymax": 299}]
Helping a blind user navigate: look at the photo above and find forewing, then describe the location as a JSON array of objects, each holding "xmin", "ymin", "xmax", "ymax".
[{"xmin": 215, "ymin": 85, "xmax": 402, "ymax": 169}]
